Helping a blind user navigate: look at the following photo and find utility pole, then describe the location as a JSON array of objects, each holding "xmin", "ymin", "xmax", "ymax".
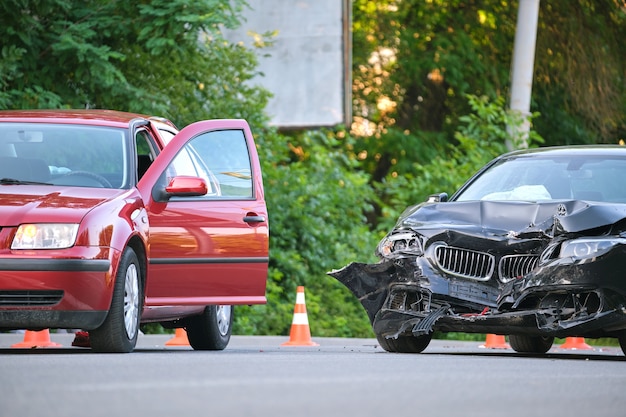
[{"xmin": 508, "ymin": 0, "xmax": 540, "ymax": 149}]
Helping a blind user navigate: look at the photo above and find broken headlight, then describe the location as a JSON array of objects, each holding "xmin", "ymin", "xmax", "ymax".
[
  {"xmin": 377, "ymin": 231, "xmax": 422, "ymax": 257},
  {"xmin": 559, "ymin": 237, "xmax": 626, "ymax": 260}
]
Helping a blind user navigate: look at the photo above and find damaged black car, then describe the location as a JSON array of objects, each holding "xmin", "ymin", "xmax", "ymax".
[{"xmin": 330, "ymin": 145, "xmax": 626, "ymax": 355}]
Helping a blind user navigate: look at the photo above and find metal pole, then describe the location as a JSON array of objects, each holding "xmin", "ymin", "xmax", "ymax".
[{"xmin": 508, "ymin": 0, "xmax": 540, "ymax": 149}]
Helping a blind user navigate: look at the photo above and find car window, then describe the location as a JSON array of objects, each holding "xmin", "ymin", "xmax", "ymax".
[
  {"xmin": 165, "ymin": 129, "xmax": 253, "ymax": 199},
  {"xmin": 168, "ymin": 146, "xmax": 215, "ymax": 193},
  {"xmin": 0, "ymin": 123, "xmax": 127, "ymax": 188},
  {"xmin": 455, "ymin": 155, "xmax": 626, "ymax": 203}
]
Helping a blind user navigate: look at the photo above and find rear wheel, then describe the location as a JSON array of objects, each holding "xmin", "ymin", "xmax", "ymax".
[
  {"xmin": 186, "ymin": 305, "xmax": 233, "ymax": 350},
  {"xmin": 509, "ymin": 334, "xmax": 554, "ymax": 354},
  {"xmin": 376, "ymin": 333, "xmax": 432, "ymax": 353},
  {"xmin": 90, "ymin": 247, "xmax": 142, "ymax": 353}
]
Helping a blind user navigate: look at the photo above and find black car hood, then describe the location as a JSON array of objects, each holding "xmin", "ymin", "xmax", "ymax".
[{"xmin": 397, "ymin": 200, "xmax": 626, "ymax": 237}]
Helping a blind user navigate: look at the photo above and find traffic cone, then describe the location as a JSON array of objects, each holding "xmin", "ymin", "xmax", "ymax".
[
  {"xmin": 11, "ymin": 329, "xmax": 62, "ymax": 348},
  {"xmin": 559, "ymin": 337, "xmax": 592, "ymax": 350},
  {"xmin": 165, "ymin": 328, "xmax": 190, "ymax": 346},
  {"xmin": 281, "ymin": 286, "xmax": 319, "ymax": 346},
  {"xmin": 479, "ymin": 334, "xmax": 510, "ymax": 349}
]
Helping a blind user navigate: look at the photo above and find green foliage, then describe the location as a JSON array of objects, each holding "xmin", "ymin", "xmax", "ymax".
[
  {"xmin": 0, "ymin": 0, "xmax": 269, "ymax": 128},
  {"xmin": 455, "ymin": 94, "xmax": 544, "ymax": 152},
  {"xmin": 534, "ymin": 0, "xmax": 626, "ymax": 142},
  {"xmin": 352, "ymin": 0, "xmax": 516, "ymax": 138}
]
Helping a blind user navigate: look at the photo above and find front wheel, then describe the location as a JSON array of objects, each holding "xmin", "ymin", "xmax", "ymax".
[
  {"xmin": 186, "ymin": 305, "xmax": 233, "ymax": 350},
  {"xmin": 376, "ymin": 333, "xmax": 432, "ymax": 353},
  {"xmin": 90, "ymin": 247, "xmax": 142, "ymax": 353},
  {"xmin": 509, "ymin": 334, "xmax": 554, "ymax": 354}
]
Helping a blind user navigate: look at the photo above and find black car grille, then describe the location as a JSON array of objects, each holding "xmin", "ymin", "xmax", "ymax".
[
  {"xmin": 0, "ymin": 290, "xmax": 64, "ymax": 306},
  {"xmin": 498, "ymin": 254, "xmax": 539, "ymax": 283},
  {"xmin": 434, "ymin": 246, "xmax": 495, "ymax": 281},
  {"xmin": 433, "ymin": 245, "xmax": 539, "ymax": 282}
]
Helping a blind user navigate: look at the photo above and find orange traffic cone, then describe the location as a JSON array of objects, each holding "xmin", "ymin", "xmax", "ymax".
[
  {"xmin": 559, "ymin": 337, "xmax": 592, "ymax": 350},
  {"xmin": 281, "ymin": 286, "xmax": 319, "ymax": 346},
  {"xmin": 11, "ymin": 329, "xmax": 62, "ymax": 348},
  {"xmin": 479, "ymin": 334, "xmax": 510, "ymax": 349},
  {"xmin": 165, "ymin": 328, "xmax": 190, "ymax": 346}
]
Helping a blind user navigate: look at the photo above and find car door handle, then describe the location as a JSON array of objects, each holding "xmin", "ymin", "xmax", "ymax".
[{"xmin": 244, "ymin": 215, "xmax": 266, "ymax": 224}]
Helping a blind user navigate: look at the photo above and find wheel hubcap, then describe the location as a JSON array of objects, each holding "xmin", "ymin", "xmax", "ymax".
[
  {"xmin": 216, "ymin": 305, "xmax": 232, "ymax": 336},
  {"xmin": 124, "ymin": 263, "xmax": 140, "ymax": 339}
]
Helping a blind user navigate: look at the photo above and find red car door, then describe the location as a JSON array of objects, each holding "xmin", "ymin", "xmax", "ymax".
[{"xmin": 137, "ymin": 120, "xmax": 269, "ymax": 306}]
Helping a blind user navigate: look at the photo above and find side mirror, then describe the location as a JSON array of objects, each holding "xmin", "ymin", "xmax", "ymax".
[
  {"xmin": 153, "ymin": 176, "xmax": 208, "ymax": 201},
  {"xmin": 427, "ymin": 192, "xmax": 448, "ymax": 203}
]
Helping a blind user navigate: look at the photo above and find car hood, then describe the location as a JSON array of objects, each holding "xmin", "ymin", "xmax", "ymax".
[
  {"xmin": 397, "ymin": 199, "xmax": 626, "ymax": 238},
  {"xmin": 0, "ymin": 185, "xmax": 128, "ymax": 225}
]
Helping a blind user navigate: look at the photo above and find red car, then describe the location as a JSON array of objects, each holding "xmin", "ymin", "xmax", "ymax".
[{"xmin": 0, "ymin": 110, "xmax": 269, "ymax": 352}]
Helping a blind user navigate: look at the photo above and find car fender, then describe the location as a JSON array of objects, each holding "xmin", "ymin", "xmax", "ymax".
[{"xmin": 77, "ymin": 190, "xmax": 149, "ymax": 258}]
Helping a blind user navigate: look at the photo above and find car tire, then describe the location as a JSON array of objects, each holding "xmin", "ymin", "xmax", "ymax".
[
  {"xmin": 376, "ymin": 333, "xmax": 432, "ymax": 353},
  {"xmin": 509, "ymin": 334, "xmax": 554, "ymax": 354},
  {"xmin": 90, "ymin": 247, "xmax": 142, "ymax": 353},
  {"xmin": 186, "ymin": 305, "xmax": 233, "ymax": 350}
]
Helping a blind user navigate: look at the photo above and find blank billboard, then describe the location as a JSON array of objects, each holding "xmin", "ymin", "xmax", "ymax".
[{"xmin": 223, "ymin": 0, "xmax": 351, "ymax": 129}]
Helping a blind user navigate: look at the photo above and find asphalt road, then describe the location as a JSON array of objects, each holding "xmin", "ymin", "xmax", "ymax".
[{"xmin": 1, "ymin": 333, "xmax": 625, "ymax": 417}]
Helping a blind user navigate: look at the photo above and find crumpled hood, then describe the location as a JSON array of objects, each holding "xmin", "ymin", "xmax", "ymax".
[
  {"xmin": 397, "ymin": 200, "xmax": 626, "ymax": 237},
  {"xmin": 0, "ymin": 185, "xmax": 125, "ymax": 226}
]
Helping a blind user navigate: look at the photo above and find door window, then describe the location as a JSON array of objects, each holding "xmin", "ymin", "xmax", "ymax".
[{"xmin": 165, "ymin": 129, "xmax": 253, "ymax": 199}]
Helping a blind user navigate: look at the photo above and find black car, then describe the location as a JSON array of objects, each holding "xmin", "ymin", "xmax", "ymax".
[{"xmin": 330, "ymin": 145, "xmax": 626, "ymax": 355}]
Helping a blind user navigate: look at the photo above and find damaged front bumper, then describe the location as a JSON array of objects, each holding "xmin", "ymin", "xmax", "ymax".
[{"xmin": 329, "ymin": 257, "xmax": 626, "ymax": 340}]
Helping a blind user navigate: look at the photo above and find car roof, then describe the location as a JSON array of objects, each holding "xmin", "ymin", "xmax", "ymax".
[
  {"xmin": 0, "ymin": 109, "xmax": 175, "ymax": 129},
  {"xmin": 500, "ymin": 145, "xmax": 626, "ymax": 159}
]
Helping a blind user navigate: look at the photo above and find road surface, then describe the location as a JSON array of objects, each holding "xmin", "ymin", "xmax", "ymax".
[{"xmin": 1, "ymin": 333, "xmax": 624, "ymax": 417}]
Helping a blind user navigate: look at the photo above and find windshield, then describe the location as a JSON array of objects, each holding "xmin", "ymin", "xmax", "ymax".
[
  {"xmin": 0, "ymin": 123, "xmax": 128, "ymax": 188},
  {"xmin": 454, "ymin": 154, "xmax": 626, "ymax": 203}
]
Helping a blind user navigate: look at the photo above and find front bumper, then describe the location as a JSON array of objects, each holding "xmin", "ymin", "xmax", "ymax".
[
  {"xmin": 330, "ymin": 256, "xmax": 626, "ymax": 339},
  {"xmin": 0, "ymin": 310, "xmax": 108, "ymax": 331},
  {"xmin": 0, "ymin": 252, "xmax": 114, "ymax": 331},
  {"xmin": 374, "ymin": 303, "xmax": 626, "ymax": 340}
]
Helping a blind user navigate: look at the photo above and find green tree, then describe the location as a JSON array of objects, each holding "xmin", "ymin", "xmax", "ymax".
[
  {"xmin": 0, "ymin": 0, "xmax": 270, "ymax": 129},
  {"xmin": 533, "ymin": 0, "xmax": 626, "ymax": 145}
]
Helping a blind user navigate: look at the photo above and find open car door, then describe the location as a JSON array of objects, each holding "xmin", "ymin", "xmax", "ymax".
[{"xmin": 137, "ymin": 119, "xmax": 269, "ymax": 307}]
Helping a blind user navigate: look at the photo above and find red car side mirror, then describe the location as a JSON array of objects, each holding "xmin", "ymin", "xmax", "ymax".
[{"xmin": 164, "ymin": 176, "xmax": 208, "ymax": 198}]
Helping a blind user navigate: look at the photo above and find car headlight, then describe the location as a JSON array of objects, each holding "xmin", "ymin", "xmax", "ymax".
[
  {"xmin": 11, "ymin": 224, "xmax": 79, "ymax": 249},
  {"xmin": 377, "ymin": 231, "xmax": 422, "ymax": 257},
  {"xmin": 559, "ymin": 238, "xmax": 626, "ymax": 260}
]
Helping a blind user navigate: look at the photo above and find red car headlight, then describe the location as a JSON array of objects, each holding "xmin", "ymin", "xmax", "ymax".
[{"xmin": 11, "ymin": 223, "xmax": 79, "ymax": 249}]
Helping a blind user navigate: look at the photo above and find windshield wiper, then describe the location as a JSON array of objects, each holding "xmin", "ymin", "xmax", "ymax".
[{"xmin": 0, "ymin": 178, "xmax": 51, "ymax": 185}]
